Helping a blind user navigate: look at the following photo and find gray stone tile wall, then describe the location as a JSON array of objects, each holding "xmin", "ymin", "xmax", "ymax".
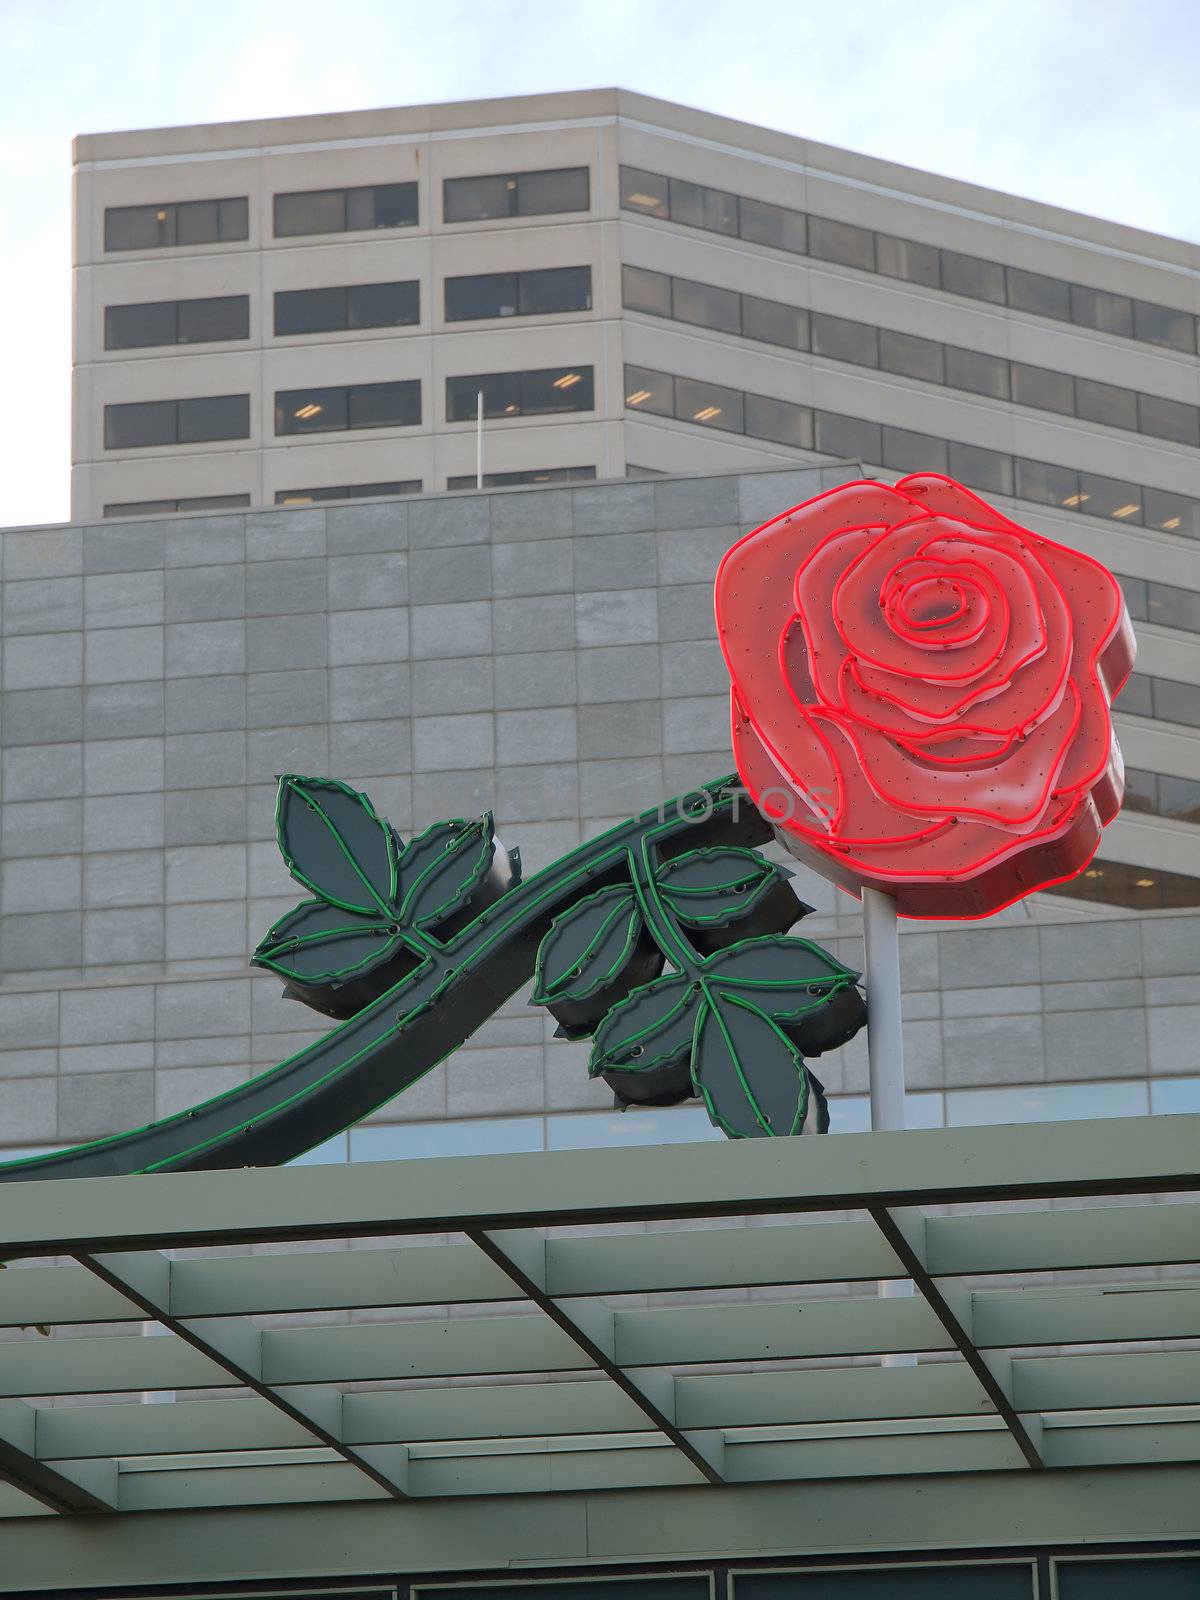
[{"xmin": 0, "ymin": 467, "xmax": 1196, "ymax": 1152}]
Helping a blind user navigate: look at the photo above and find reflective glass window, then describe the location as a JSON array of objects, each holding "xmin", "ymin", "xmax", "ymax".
[
  {"xmin": 948, "ymin": 441, "xmax": 1014, "ymax": 496},
  {"xmin": 945, "ymin": 344, "xmax": 1010, "ymax": 399},
  {"xmin": 1123, "ymin": 768, "xmax": 1157, "ymax": 813},
  {"xmin": 520, "ymin": 366, "xmax": 594, "ymax": 415},
  {"xmin": 447, "ymin": 467, "xmax": 596, "ymax": 489},
  {"xmin": 1011, "ymin": 362, "xmax": 1075, "ymax": 415},
  {"xmin": 1074, "ymin": 376, "xmax": 1139, "ymax": 431},
  {"xmin": 104, "ymin": 197, "xmax": 247, "ymax": 252},
  {"xmin": 176, "ymin": 199, "xmax": 220, "ymax": 246},
  {"xmin": 104, "ymin": 500, "xmax": 177, "ymax": 517},
  {"xmin": 444, "ymin": 167, "xmax": 587, "ymax": 222},
  {"xmin": 1077, "ymin": 471, "xmax": 1143, "ymax": 523},
  {"xmin": 104, "ymin": 495, "xmax": 250, "ymax": 517},
  {"xmin": 105, "ymin": 300, "xmax": 178, "ymax": 349},
  {"xmin": 672, "ymin": 276, "xmax": 741, "ymax": 334},
  {"xmin": 1070, "ymin": 283, "xmax": 1134, "ymax": 338},
  {"xmin": 347, "ymin": 280, "xmax": 419, "ymax": 329},
  {"xmin": 1151, "ymin": 677, "xmax": 1200, "ymax": 728},
  {"xmin": 744, "ymin": 393, "xmax": 813, "ymax": 449},
  {"xmin": 1048, "ymin": 857, "xmax": 1200, "ymax": 910},
  {"xmin": 177, "ymin": 394, "xmax": 249, "ymax": 444},
  {"xmin": 669, "ymin": 178, "xmax": 738, "ymax": 236},
  {"xmin": 366, "ymin": 183, "xmax": 419, "ymax": 228},
  {"xmin": 275, "ymin": 385, "xmax": 349, "ymax": 434},
  {"xmin": 738, "ymin": 196, "xmax": 806, "ymax": 254},
  {"xmin": 445, "ymin": 272, "xmax": 518, "ymax": 321},
  {"xmin": 619, "ymin": 165, "xmax": 669, "ymax": 218},
  {"xmin": 105, "ymin": 203, "xmax": 175, "ymax": 251},
  {"xmin": 274, "ymin": 188, "xmax": 347, "ymax": 236},
  {"xmin": 274, "ymin": 286, "xmax": 347, "ymax": 335},
  {"xmin": 1015, "ymin": 459, "xmax": 1082, "ymax": 509},
  {"xmin": 443, "ymin": 173, "xmax": 511, "ymax": 222},
  {"xmin": 940, "ymin": 248, "xmax": 1006, "ymax": 304},
  {"xmin": 808, "ymin": 215, "xmax": 874, "ymax": 271},
  {"xmin": 742, "ymin": 295, "xmax": 808, "ymax": 350},
  {"xmin": 1147, "ymin": 580, "xmax": 1200, "ymax": 632},
  {"xmin": 348, "ymin": 380, "xmax": 421, "ymax": 430},
  {"xmin": 1057, "ymin": 1555, "xmax": 1200, "ymax": 1598},
  {"xmin": 1115, "ymin": 672, "xmax": 1154, "ymax": 716},
  {"xmin": 624, "ymin": 365, "xmax": 673, "ymax": 417},
  {"xmin": 1006, "ymin": 266, "xmax": 1072, "ymax": 320},
  {"xmin": 875, "ymin": 232, "xmax": 941, "ymax": 287},
  {"xmin": 179, "ymin": 494, "xmax": 249, "ymax": 510},
  {"xmin": 811, "ymin": 313, "xmax": 878, "ymax": 367},
  {"xmin": 675, "ymin": 376, "xmax": 744, "ymax": 432},
  {"xmin": 816, "ymin": 411, "xmax": 881, "ymax": 462},
  {"xmin": 518, "ymin": 167, "xmax": 589, "ymax": 215},
  {"xmin": 276, "ymin": 481, "xmax": 421, "ymax": 505},
  {"xmin": 1137, "ymin": 392, "xmax": 1200, "ymax": 447},
  {"xmin": 219, "ymin": 197, "xmax": 248, "ymax": 239},
  {"xmin": 622, "ymin": 264, "xmax": 673, "ymax": 317},
  {"xmin": 105, "ymin": 400, "xmax": 178, "ymax": 450},
  {"xmin": 519, "ymin": 265, "xmax": 591, "ymax": 314},
  {"xmin": 1119, "ymin": 576, "xmax": 1148, "ymax": 620},
  {"xmin": 1143, "ymin": 486, "xmax": 1200, "ymax": 538},
  {"xmin": 882, "ymin": 426, "xmax": 948, "ymax": 475},
  {"xmin": 177, "ymin": 295, "xmax": 249, "ymax": 343},
  {"xmin": 878, "ymin": 327, "xmax": 944, "ymax": 384},
  {"xmin": 1133, "ymin": 299, "xmax": 1196, "ymax": 353}
]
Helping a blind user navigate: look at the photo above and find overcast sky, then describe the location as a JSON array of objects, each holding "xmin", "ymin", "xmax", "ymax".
[{"xmin": 2, "ymin": 0, "xmax": 1197, "ymax": 530}]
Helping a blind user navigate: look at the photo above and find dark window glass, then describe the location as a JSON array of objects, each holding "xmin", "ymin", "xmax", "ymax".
[
  {"xmin": 875, "ymin": 233, "xmax": 940, "ymax": 287},
  {"xmin": 276, "ymin": 385, "xmax": 349, "ymax": 434},
  {"xmin": 945, "ymin": 344, "xmax": 1010, "ymax": 399},
  {"xmin": 745, "ymin": 393, "xmax": 813, "ymax": 449},
  {"xmin": 624, "ymin": 365, "xmax": 674, "ymax": 417},
  {"xmin": 105, "ymin": 300, "xmax": 178, "ymax": 350},
  {"xmin": 1007, "ymin": 266, "xmax": 1072, "ymax": 320},
  {"xmin": 1077, "ymin": 471, "xmax": 1142, "ymax": 523},
  {"xmin": 808, "ymin": 216, "xmax": 874, "ymax": 272},
  {"xmin": 347, "ymin": 280, "xmax": 419, "ymax": 329},
  {"xmin": 941, "ymin": 249, "xmax": 1006, "ymax": 304},
  {"xmin": 366, "ymin": 183, "xmax": 419, "ymax": 228},
  {"xmin": 622, "ymin": 265, "xmax": 673, "ymax": 317},
  {"xmin": 811, "ymin": 313, "xmax": 878, "ymax": 367},
  {"xmin": 274, "ymin": 188, "xmax": 346, "ymax": 236},
  {"xmin": 520, "ymin": 366, "xmax": 594, "ymax": 415},
  {"xmin": 738, "ymin": 196, "xmax": 806, "ymax": 254},
  {"xmin": 105, "ymin": 203, "xmax": 174, "ymax": 251},
  {"xmin": 816, "ymin": 411, "xmax": 881, "ymax": 462},
  {"xmin": 104, "ymin": 499, "xmax": 177, "ymax": 517},
  {"xmin": 1153, "ymin": 677, "xmax": 1200, "ymax": 729},
  {"xmin": 882, "ymin": 426, "xmax": 949, "ymax": 475},
  {"xmin": 177, "ymin": 394, "xmax": 249, "ymax": 444},
  {"xmin": 1049, "ymin": 857, "xmax": 1200, "ymax": 910},
  {"xmin": 348, "ymin": 380, "xmax": 421, "ymax": 430},
  {"xmin": 446, "ymin": 273, "xmax": 519, "ymax": 321},
  {"xmin": 444, "ymin": 174, "xmax": 511, "ymax": 222},
  {"xmin": 176, "ymin": 199, "xmax": 220, "ymax": 246},
  {"xmin": 669, "ymin": 178, "xmax": 738, "ymax": 236},
  {"xmin": 1075, "ymin": 377, "xmax": 1139, "ymax": 432},
  {"xmin": 104, "ymin": 197, "xmax": 247, "ymax": 252},
  {"xmin": 177, "ymin": 295, "xmax": 249, "ymax": 343},
  {"xmin": 1147, "ymin": 580, "xmax": 1200, "ymax": 632},
  {"xmin": 276, "ymin": 481, "xmax": 421, "ymax": 505},
  {"xmin": 448, "ymin": 371, "xmax": 520, "ymax": 421},
  {"xmin": 274, "ymin": 183, "xmax": 416, "ymax": 236},
  {"xmin": 1119, "ymin": 576, "xmax": 1148, "ymax": 620},
  {"xmin": 738, "ymin": 1565, "xmax": 1033, "ymax": 1600},
  {"xmin": 878, "ymin": 328, "xmax": 944, "ymax": 384},
  {"xmin": 446, "ymin": 467, "xmax": 596, "ymax": 489},
  {"xmin": 1137, "ymin": 392, "xmax": 1200, "ymax": 447},
  {"xmin": 518, "ymin": 167, "xmax": 589, "ymax": 216},
  {"xmin": 672, "ymin": 276, "xmax": 741, "ymax": 335},
  {"xmin": 1015, "ymin": 458, "xmax": 1082, "ymax": 509},
  {"xmin": 1143, "ymin": 486, "xmax": 1200, "ymax": 538},
  {"xmin": 1070, "ymin": 283, "xmax": 1134, "ymax": 338},
  {"xmin": 1157, "ymin": 773, "xmax": 1200, "ymax": 823},
  {"xmin": 104, "ymin": 399, "xmax": 177, "ymax": 450},
  {"xmin": 444, "ymin": 168, "xmax": 586, "ymax": 222},
  {"xmin": 1133, "ymin": 299, "xmax": 1196, "ymax": 353},
  {"xmin": 742, "ymin": 295, "xmax": 808, "ymax": 351},
  {"xmin": 1011, "ymin": 362, "xmax": 1075, "ymax": 415},
  {"xmin": 218, "ymin": 197, "xmax": 248, "ymax": 239},
  {"xmin": 619, "ymin": 166, "xmax": 669, "ymax": 219},
  {"xmin": 1057, "ymin": 1556, "xmax": 1200, "ymax": 1599},
  {"xmin": 518, "ymin": 266, "xmax": 591, "ymax": 315},
  {"xmin": 675, "ymin": 376, "xmax": 743, "ymax": 432},
  {"xmin": 1115, "ymin": 672, "xmax": 1154, "ymax": 716},
  {"xmin": 275, "ymin": 287, "xmax": 348, "ymax": 335},
  {"xmin": 105, "ymin": 494, "xmax": 250, "ymax": 517},
  {"xmin": 948, "ymin": 440, "xmax": 1014, "ymax": 496}
]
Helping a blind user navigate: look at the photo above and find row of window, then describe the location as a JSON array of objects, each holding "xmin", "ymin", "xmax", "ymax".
[
  {"xmin": 446, "ymin": 466, "xmax": 597, "ymax": 489},
  {"xmin": 1125, "ymin": 767, "xmax": 1200, "ymax": 826},
  {"xmin": 103, "ymin": 166, "xmax": 589, "ymax": 252},
  {"xmin": 103, "ymin": 393, "xmax": 250, "ymax": 451},
  {"xmin": 105, "ymin": 469, "xmax": 598, "ymax": 516},
  {"xmin": 1121, "ymin": 670, "xmax": 1200, "ymax": 728},
  {"xmin": 623, "ymin": 265, "xmax": 1200, "ymax": 448},
  {"xmin": 620, "ymin": 164, "xmax": 1200, "ymax": 356},
  {"xmin": 103, "ymin": 494, "xmax": 251, "ymax": 518},
  {"xmin": 624, "ymin": 363, "xmax": 1200, "ymax": 537}
]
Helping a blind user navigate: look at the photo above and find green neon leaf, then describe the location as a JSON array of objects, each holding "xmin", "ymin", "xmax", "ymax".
[
  {"xmin": 397, "ymin": 813, "xmax": 496, "ymax": 930},
  {"xmin": 655, "ymin": 847, "xmax": 788, "ymax": 928},
  {"xmin": 588, "ymin": 971, "xmax": 698, "ymax": 1077},
  {"xmin": 252, "ymin": 899, "xmax": 403, "ymax": 985},
  {"xmin": 701, "ymin": 934, "xmax": 858, "ymax": 1015},
  {"xmin": 692, "ymin": 989, "xmax": 809, "ymax": 1138},
  {"xmin": 276, "ymin": 775, "xmax": 398, "ymax": 917},
  {"xmin": 531, "ymin": 886, "xmax": 642, "ymax": 1006}
]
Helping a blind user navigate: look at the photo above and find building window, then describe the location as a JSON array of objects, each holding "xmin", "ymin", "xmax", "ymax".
[
  {"xmin": 105, "ymin": 295, "xmax": 249, "ymax": 350},
  {"xmin": 274, "ymin": 380, "xmax": 421, "ymax": 435},
  {"xmin": 882, "ymin": 426, "xmax": 949, "ymax": 475},
  {"xmin": 1070, "ymin": 283, "xmax": 1134, "ymax": 338},
  {"xmin": 945, "ymin": 345, "xmax": 1011, "ymax": 400},
  {"xmin": 273, "ymin": 183, "xmax": 417, "ymax": 238},
  {"xmin": 744, "ymin": 393, "xmax": 813, "ymax": 449},
  {"xmin": 104, "ymin": 197, "xmax": 247, "ymax": 252},
  {"xmin": 1138, "ymin": 392, "xmax": 1200, "ymax": 447},
  {"xmin": 737, "ymin": 195, "xmax": 806, "ymax": 254},
  {"xmin": 742, "ymin": 295, "xmax": 809, "ymax": 351},
  {"xmin": 443, "ymin": 167, "xmax": 589, "ymax": 223},
  {"xmin": 940, "ymin": 249, "xmax": 1007, "ymax": 304},
  {"xmin": 808, "ymin": 216, "xmax": 875, "ymax": 272},
  {"xmin": 274, "ymin": 280, "xmax": 419, "ymax": 336},
  {"xmin": 1143, "ymin": 487, "xmax": 1200, "ymax": 538},
  {"xmin": 1133, "ymin": 299, "xmax": 1196, "ymax": 353},
  {"xmin": 104, "ymin": 495, "xmax": 251, "ymax": 517},
  {"xmin": 1006, "ymin": 267, "xmax": 1072, "ymax": 321},
  {"xmin": 1015, "ymin": 459, "xmax": 1082, "ymax": 508},
  {"xmin": 672, "ymin": 276, "xmax": 740, "ymax": 335},
  {"xmin": 1075, "ymin": 377, "xmax": 1139, "ymax": 432},
  {"xmin": 816, "ymin": 411, "xmax": 882, "ymax": 462},
  {"xmin": 622, "ymin": 265, "xmax": 673, "ymax": 318},
  {"xmin": 446, "ymin": 467, "xmax": 596, "ymax": 489},
  {"xmin": 948, "ymin": 440, "xmax": 1013, "ymax": 496},
  {"xmin": 879, "ymin": 327, "xmax": 945, "ymax": 384},
  {"xmin": 675, "ymin": 375, "xmax": 744, "ymax": 433},
  {"xmin": 446, "ymin": 366, "xmax": 594, "ymax": 422},
  {"xmin": 444, "ymin": 266, "xmax": 591, "ymax": 322},
  {"xmin": 875, "ymin": 232, "xmax": 941, "ymax": 287},
  {"xmin": 812, "ymin": 313, "xmax": 879, "ymax": 367},
  {"xmin": 103, "ymin": 394, "xmax": 250, "ymax": 450},
  {"xmin": 624, "ymin": 365, "xmax": 674, "ymax": 418},
  {"xmin": 1011, "ymin": 362, "xmax": 1076, "ymax": 416},
  {"xmin": 619, "ymin": 166, "xmax": 670, "ymax": 219},
  {"xmin": 670, "ymin": 177, "xmax": 738, "ymax": 236},
  {"xmin": 275, "ymin": 482, "xmax": 422, "ymax": 504}
]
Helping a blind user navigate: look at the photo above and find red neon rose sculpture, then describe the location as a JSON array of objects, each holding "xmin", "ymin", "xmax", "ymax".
[{"xmin": 715, "ymin": 474, "xmax": 1135, "ymax": 919}]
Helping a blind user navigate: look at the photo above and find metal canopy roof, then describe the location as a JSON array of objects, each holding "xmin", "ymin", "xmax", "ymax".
[{"xmin": 0, "ymin": 1113, "xmax": 1198, "ymax": 1521}]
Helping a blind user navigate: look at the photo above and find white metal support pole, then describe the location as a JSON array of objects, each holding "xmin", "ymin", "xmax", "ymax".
[
  {"xmin": 861, "ymin": 884, "xmax": 915, "ymax": 1365},
  {"xmin": 475, "ymin": 390, "xmax": 484, "ymax": 490}
]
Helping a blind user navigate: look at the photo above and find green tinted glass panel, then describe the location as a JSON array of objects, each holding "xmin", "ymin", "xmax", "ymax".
[
  {"xmin": 420, "ymin": 1583, "xmax": 710, "ymax": 1600},
  {"xmin": 736, "ymin": 1564, "xmax": 1034, "ymax": 1600},
  {"xmin": 1057, "ymin": 1557, "xmax": 1200, "ymax": 1600}
]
